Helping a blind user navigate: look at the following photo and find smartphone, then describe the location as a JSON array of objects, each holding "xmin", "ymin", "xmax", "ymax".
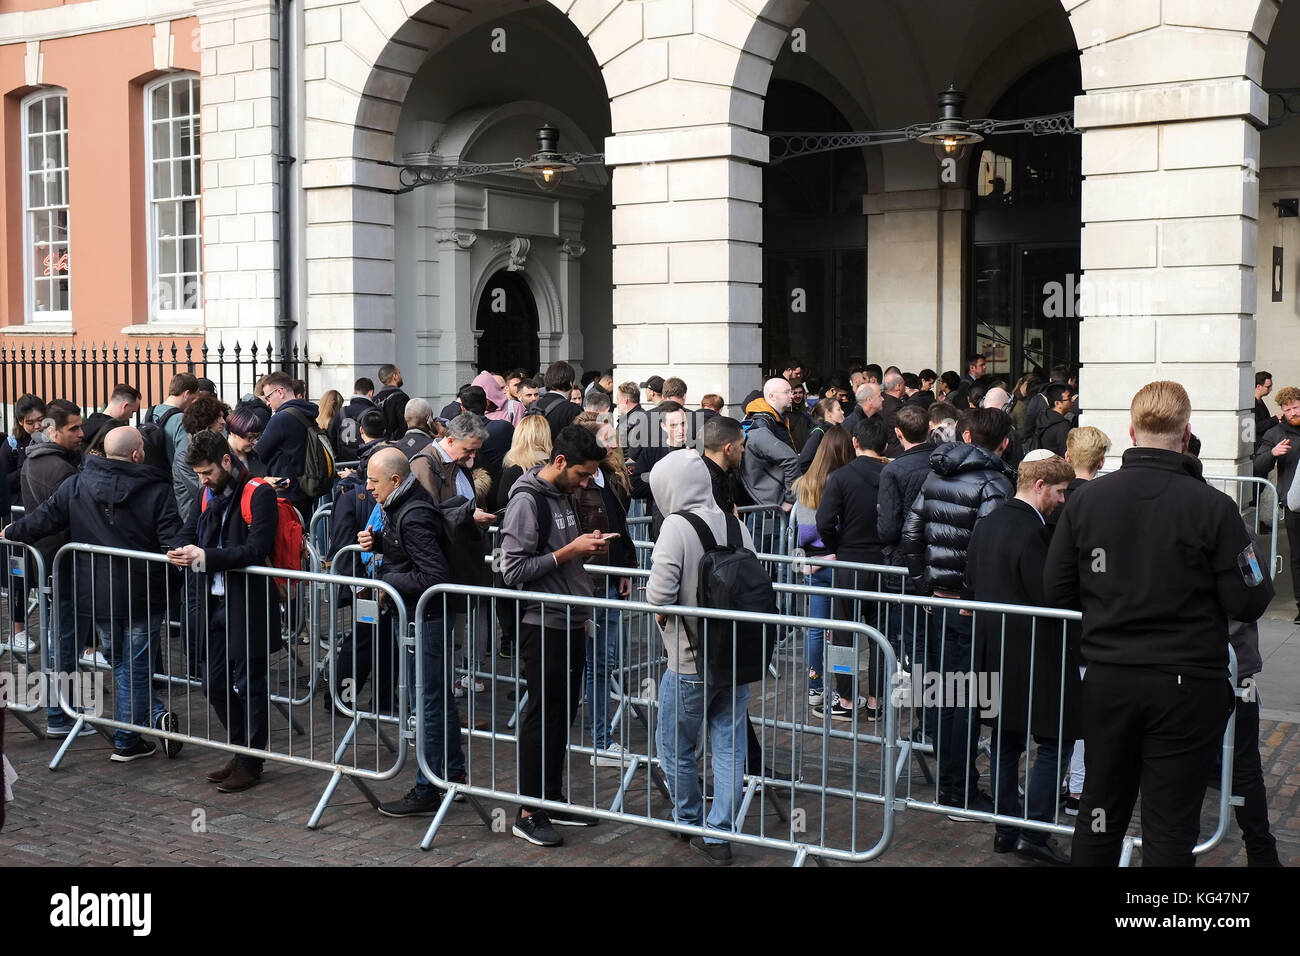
[
  {"xmin": 599, "ymin": 532, "xmax": 620, "ymax": 541},
  {"xmin": 275, "ymin": 478, "xmax": 290, "ymax": 488}
]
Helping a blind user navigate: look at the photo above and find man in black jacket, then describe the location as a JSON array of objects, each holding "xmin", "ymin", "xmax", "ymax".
[
  {"xmin": 816, "ymin": 417, "xmax": 892, "ymax": 720},
  {"xmin": 358, "ymin": 447, "xmax": 463, "ymax": 818},
  {"xmin": 531, "ymin": 361, "xmax": 583, "ymax": 440},
  {"xmin": 901, "ymin": 407, "xmax": 1014, "ymax": 814},
  {"xmin": 700, "ymin": 415, "xmax": 744, "ymax": 516},
  {"xmin": 256, "ymin": 370, "xmax": 320, "ymax": 517},
  {"xmin": 877, "ymin": 405, "xmax": 932, "ymax": 565},
  {"xmin": 1033, "ymin": 383, "xmax": 1074, "ymax": 456},
  {"xmin": 21, "ymin": 399, "xmax": 87, "ymax": 736},
  {"xmin": 5, "ymin": 427, "xmax": 186, "ymax": 761},
  {"xmin": 1253, "ymin": 384, "xmax": 1300, "ymax": 622},
  {"xmin": 968, "ymin": 452, "xmax": 1078, "ymax": 865},
  {"xmin": 168, "ymin": 430, "xmax": 280, "ymax": 793},
  {"xmin": 374, "ymin": 365, "xmax": 410, "ymax": 440},
  {"xmin": 337, "ymin": 377, "xmax": 377, "ymax": 461},
  {"xmin": 1047, "ymin": 381, "xmax": 1274, "ymax": 867},
  {"xmin": 630, "ymin": 401, "xmax": 689, "ymax": 538}
]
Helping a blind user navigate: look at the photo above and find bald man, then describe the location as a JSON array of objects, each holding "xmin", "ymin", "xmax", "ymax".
[
  {"xmin": 739, "ymin": 377, "xmax": 799, "ymax": 511},
  {"xmin": 3, "ymin": 425, "xmax": 186, "ymax": 762},
  {"xmin": 982, "ymin": 386, "xmax": 1023, "ymax": 469},
  {"xmin": 359, "ymin": 444, "xmax": 464, "ymax": 817}
]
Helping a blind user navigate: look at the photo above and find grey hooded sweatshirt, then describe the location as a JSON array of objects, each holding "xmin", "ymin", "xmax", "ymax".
[
  {"xmin": 500, "ymin": 465, "xmax": 594, "ymax": 629},
  {"xmin": 646, "ymin": 449, "xmax": 756, "ymax": 675}
]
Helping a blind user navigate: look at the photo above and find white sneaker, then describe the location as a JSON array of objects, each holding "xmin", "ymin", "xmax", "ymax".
[
  {"xmin": 7, "ymin": 630, "xmax": 31, "ymax": 654},
  {"xmin": 590, "ymin": 741, "xmax": 630, "ymax": 767},
  {"xmin": 81, "ymin": 647, "xmax": 109, "ymax": 668},
  {"xmin": 454, "ymin": 675, "xmax": 484, "ymax": 697}
]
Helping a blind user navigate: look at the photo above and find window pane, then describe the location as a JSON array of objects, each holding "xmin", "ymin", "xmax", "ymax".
[
  {"xmin": 152, "ymin": 84, "xmax": 170, "ymax": 121},
  {"xmin": 27, "ymin": 134, "xmax": 45, "ymax": 175},
  {"xmin": 181, "ymin": 237, "xmax": 199, "ymax": 273},
  {"xmin": 154, "ymin": 276, "xmax": 179, "ymax": 311},
  {"xmin": 34, "ymin": 279, "xmax": 51, "ymax": 312},
  {"xmin": 180, "ymin": 199, "xmax": 197, "ymax": 237},
  {"xmin": 179, "ymin": 158, "xmax": 194, "ymax": 196},
  {"xmin": 157, "ymin": 201, "xmax": 178, "ymax": 237},
  {"xmin": 171, "ymin": 121, "xmax": 188, "ymax": 161},
  {"xmin": 153, "ymin": 160, "xmax": 173, "ymax": 199},
  {"xmin": 160, "ymin": 238, "xmax": 178, "ymax": 275},
  {"xmin": 52, "ymin": 276, "xmax": 69, "ymax": 311},
  {"xmin": 27, "ymin": 99, "xmax": 44, "ymax": 134},
  {"xmin": 28, "ymin": 172, "xmax": 45, "ymax": 209},
  {"xmin": 51, "ymin": 209, "xmax": 68, "ymax": 243},
  {"xmin": 174, "ymin": 79, "xmax": 191, "ymax": 117},
  {"xmin": 179, "ymin": 275, "xmax": 201, "ymax": 310},
  {"xmin": 50, "ymin": 132, "xmax": 65, "ymax": 171},
  {"xmin": 189, "ymin": 80, "xmax": 200, "ymax": 112},
  {"xmin": 153, "ymin": 121, "xmax": 171, "ymax": 161}
]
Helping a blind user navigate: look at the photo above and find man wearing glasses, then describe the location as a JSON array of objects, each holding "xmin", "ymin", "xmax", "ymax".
[{"xmin": 254, "ymin": 371, "xmax": 319, "ymax": 518}]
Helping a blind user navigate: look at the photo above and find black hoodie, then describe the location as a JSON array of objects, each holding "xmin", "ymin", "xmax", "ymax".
[
  {"xmin": 19, "ymin": 439, "xmax": 80, "ymax": 566},
  {"xmin": 8, "ymin": 455, "xmax": 184, "ymax": 613}
]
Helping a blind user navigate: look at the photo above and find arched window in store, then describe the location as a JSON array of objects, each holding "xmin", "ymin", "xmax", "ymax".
[
  {"xmin": 21, "ymin": 88, "xmax": 71, "ymax": 323},
  {"xmin": 145, "ymin": 73, "xmax": 202, "ymax": 321},
  {"xmin": 968, "ymin": 54, "xmax": 1082, "ymax": 383},
  {"xmin": 762, "ymin": 80, "xmax": 868, "ymax": 381}
]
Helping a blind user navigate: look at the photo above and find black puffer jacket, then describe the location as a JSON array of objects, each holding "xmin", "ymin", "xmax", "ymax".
[
  {"xmin": 373, "ymin": 474, "xmax": 449, "ymax": 619},
  {"xmin": 901, "ymin": 442, "xmax": 1013, "ymax": 594}
]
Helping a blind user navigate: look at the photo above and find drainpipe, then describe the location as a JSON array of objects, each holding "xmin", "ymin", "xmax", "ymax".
[{"xmin": 275, "ymin": 0, "xmax": 297, "ymax": 367}]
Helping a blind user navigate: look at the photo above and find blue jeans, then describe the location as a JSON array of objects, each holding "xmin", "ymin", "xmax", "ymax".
[
  {"xmin": 991, "ymin": 731, "xmax": 1066, "ymax": 846},
  {"xmin": 411, "ymin": 615, "xmax": 466, "ymax": 792},
  {"xmin": 805, "ymin": 565, "xmax": 833, "ymax": 692},
  {"xmin": 935, "ymin": 608, "xmax": 979, "ymax": 796},
  {"xmin": 656, "ymin": 669, "xmax": 750, "ymax": 843},
  {"xmin": 586, "ymin": 582, "xmax": 622, "ymax": 749},
  {"xmin": 98, "ymin": 613, "xmax": 167, "ymax": 750},
  {"xmin": 45, "ymin": 588, "xmax": 80, "ymax": 727}
]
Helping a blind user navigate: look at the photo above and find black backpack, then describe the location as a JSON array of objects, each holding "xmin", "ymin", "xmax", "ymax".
[
  {"xmin": 140, "ymin": 406, "xmax": 181, "ymax": 470},
  {"xmin": 285, "ymin": 406, "xmax": 338, "ymax": 501},
  {"xmin": 677, "ymin": 511, "xmax": 778, "ymax": 687},
  {"xmin": 326, "ymin": 471, "xmax": 374, "ymax": 576}
]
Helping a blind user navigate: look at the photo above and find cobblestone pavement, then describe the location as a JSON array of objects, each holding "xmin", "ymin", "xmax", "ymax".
[{"xmin": 3, "ymin": 703, "xmax": 1296, "ymax": 867}]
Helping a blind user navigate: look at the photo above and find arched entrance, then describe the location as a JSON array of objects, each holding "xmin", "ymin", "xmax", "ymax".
[
  {"xmin": 475, "ymin": 269, "xmax": 539, "ymax": 375},
  {"xmin": 968, "ymin": 54, "xmax": 1082, "ymax": 383}
]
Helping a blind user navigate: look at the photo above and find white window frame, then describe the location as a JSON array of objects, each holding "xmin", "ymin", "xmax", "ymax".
[
  {"xmin": 20, "ymin": 88, "xmax": 71, "ymax": 325},
  {"xmin": 144, "ymin": 73, "xmax": 202, "ymax": 325}
]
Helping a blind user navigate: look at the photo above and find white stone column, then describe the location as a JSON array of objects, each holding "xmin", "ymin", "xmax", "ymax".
[
  {"xmin": 195, "ymin": 0, "xmax": 282, "ymax": 360},
  {"xmin": 433, "ymin": 227, "xmax": 478, "ymax": 402},
  {"xmin": 1067, "ymin": 2, "xmax": 1279, "ymax": 475}
]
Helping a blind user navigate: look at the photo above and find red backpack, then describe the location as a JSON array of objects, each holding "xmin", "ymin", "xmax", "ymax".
[{"xmin": 201, "ymin": 476, "xmax": 305, "ymax": 594}]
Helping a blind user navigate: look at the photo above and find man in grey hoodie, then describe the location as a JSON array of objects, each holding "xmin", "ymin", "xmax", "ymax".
[
  {"xmin": 647, "ymin": 449, "xmax": 757, "ymax": 866},
  {"xmin": 500, "ymin": 424, "xmax": 611, "ymax": 848}
]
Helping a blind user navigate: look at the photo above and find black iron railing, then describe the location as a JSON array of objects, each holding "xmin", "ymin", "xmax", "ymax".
[{"xmin": 0, "ymin": 340, "xmax": 318, "ymax": 432}]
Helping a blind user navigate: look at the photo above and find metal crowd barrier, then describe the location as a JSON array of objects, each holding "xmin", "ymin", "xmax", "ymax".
[
  {"xmin": 408, "ymin": 578, "xmax": 901, "ymax": 865},
  {"xmin": 737, "ymin": 504, "xmax": 791, "ymax": 558},
  {"xmin": 42, "ymin": 541, "xmax": 410, "ymax": 829},
  {"xmin": 0, "ymin": 540, "xmax": 50, "ymax": 739},
  {"xmin": 773, "ymin": 570, "xmax": 1241, "ymax": 865}
]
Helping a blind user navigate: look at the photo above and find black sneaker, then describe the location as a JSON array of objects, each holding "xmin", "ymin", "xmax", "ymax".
[
  {"xmin": 1293, "ymin": 608, "xmax": 1300, "ymax": 625},
  {"xmin": 548, "ymin": 807, "xmax": 599, "ymax": 827},
  {"xmin": 377, "ymin": 786, "xmax": 443, "ymax": 818},
  {"xmin": 512, "ymin": 811, "xmax": 562, "ymax": 847},
  {"xmin": 155, "ymin": 711, "xmax": 183, "ymax": 758},
  {"xmin": 689, "ymin": 836, "xmax": 733, "ymax": 866},
  {"xmin": 110, "ymin": 739, "xmax": 158, "ymax": 763}
]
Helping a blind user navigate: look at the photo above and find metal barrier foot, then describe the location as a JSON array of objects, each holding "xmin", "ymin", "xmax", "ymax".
[
  {"xmin": 46, "ymin": 715, "xmax": 87, "ymax": 771},
  {"xmin": 1119, "ymin": 835, "xmax": 1135, "ymax": 868},
  {"xmin": 608, "ymin": 755, "xmax": 642, "ymax": 814},
  {"xmin": 307, "ymin": 770, "xmax": 344, "ymax": 829},
  {"xmin": 418, "ymin": 791, "xmax": 458, "ymax": 850},
  {"xmin": 272, "ymin": 699, "xmax": 307, "ymax": 737},
  {"xmin": 11, "ymin": 709, "xmax": 43, "ymax": 740}
]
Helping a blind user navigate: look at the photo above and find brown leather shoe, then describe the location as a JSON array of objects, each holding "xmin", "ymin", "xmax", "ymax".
[
  {"xmin": 205, "ymin": 758, "xmax": 237, "ymax": 783},
  {"xmin": 216, "ymin": 762, "xmax": 263, "ymax": 793}
]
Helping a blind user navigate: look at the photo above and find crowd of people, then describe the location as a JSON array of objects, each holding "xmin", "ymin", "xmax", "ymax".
[{"xmin": 0, "ymin": 354, "xmax": 1290, "ymax": 868}]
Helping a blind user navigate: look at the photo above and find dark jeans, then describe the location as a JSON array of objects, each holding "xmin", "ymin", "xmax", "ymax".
[
  {"xmin": 829, "ymin": 565, "xmax": 882, "ymax": 703},
  {"xmin": 1071, "ymin": 664, "xmax": 1234, "ymax": 867},
  {"xmin": 935, "ymin": 608, "xmax": 979, "ymax": 797},
  {"xmin": 412, "ymin": 615, "xmax": 465, "ymax": 792},
  {"xmin": 517, "ymin": 621, "xmax": 586, "ymax": 802},
  {"xmin": 204, "ymin": 603, "xmax": 269, "ymax": 771},
  {"xmin": 991, "ymin": 731, "xmax": 1068, "ymax": 846},
  {"xmin": 1227, "ymin": 691, "xmax": 1280, "ymax": 866},
  {"xmin": 1287, "ymin": 508, "xmax": 1300, "ymax": 609}
]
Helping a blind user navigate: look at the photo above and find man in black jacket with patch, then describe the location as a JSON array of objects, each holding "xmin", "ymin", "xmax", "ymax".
[
  {"xmin": 1046, "ymin": 381, "xmax": 1274, "ymax": 867},
  {"xmin": 168, "ymin": 431, "xmax": 279, "ymax": 793},
  {"xmin": 359, "ymin": 447, "xmax": 463, "ymax": 818},
  {"xmin": 968, "ymin": 452, "xmax": 1079, "ymax": 865},
  {"xmin": 901, "ymin": 407, "xmax": 1014, "ymax": 814},
  {"xmin": 337, "ymin": 377, "xmax": 377, "ymax": 462},
  {"xmin": 1253, "ymin": 384, "xmax": 1300, "ymax": 622},
  {"xmin": 6, "ymin": 427, "xmax": 187, "ymax": 761}
]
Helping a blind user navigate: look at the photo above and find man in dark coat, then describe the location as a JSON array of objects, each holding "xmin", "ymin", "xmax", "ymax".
[
  {"xmin": 1253, "ymin": 385, "xmax": 1300, "ymax": 622},
  {"xmin": 1033, "ymin": 383, "xmax": 1074, "ymax": 456},
  {"xmin": 968, "ymin": 451, "xmax": 1079, "ymax": 865},
  {"xmin": 5, "ymin": 427, "xmax": 187, "ymax": 761},
  {"xmin": 373, "ymin": 365, "xmax": 411, "ymax": 440},
  {"xmin": 168, "ymin": 430, "xmax": 279, "ymax": 794},
  {"xmin": 255, "ymin": 370, "xmax": 320, "ymax": 517}
]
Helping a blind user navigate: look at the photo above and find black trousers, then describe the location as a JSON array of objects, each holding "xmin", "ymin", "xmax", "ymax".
[
  {"xmin": 1286, "ymin": 508, "xmax": 1300, "ymax": 609},
  {"xmin": 829, "ymin": 565, "xmax": 883, "ymax": 703},
  {"xmin": 204, "ymin": 603, "xmax": 270, "ymax": 770},
  {"xmin": 1071, "ymin": 664, "xmax": 1234, "ymax": 867},
  {"xmin": 334, "ymin": 615, "xmax": 397, "ymax": 713},
  {"xmin": 1227, "ymin": 692, "xmax": 1280, "ymax": 865},
  {"xmin": 518, "ymin": 621, "xmax": 586, "ymax": 802}
]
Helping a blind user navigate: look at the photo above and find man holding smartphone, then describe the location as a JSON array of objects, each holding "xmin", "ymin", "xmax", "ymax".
[{"xmin": 500, "ymin": 425, "xmax": 611, "ymax": 848}]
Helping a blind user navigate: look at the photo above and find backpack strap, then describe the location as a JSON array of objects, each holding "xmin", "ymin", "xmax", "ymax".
[
  {"xmin": 678, "ymin": 511, "xmax": 720, "ymax": 552},
  {"xmin": 284, "ymin": 406, "xmax": 315, "ymax": 431},
  {"xmin": 239, "ymin": 477, "xmax": 266, "ymax": 526}
]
